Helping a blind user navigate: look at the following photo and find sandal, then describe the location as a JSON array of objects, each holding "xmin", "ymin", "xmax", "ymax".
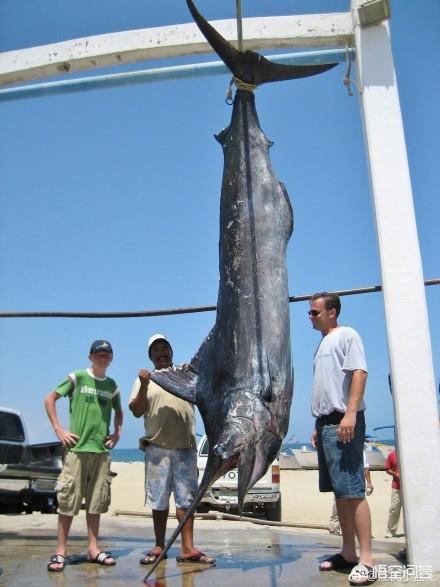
[
  {"xmin": 140, "ymin": 549, "xmax": 168, "ymax": 565},
  {"xmin": 319, "ymin": 553, "xmax": 358, "ymax": 571},
  {"xmin": 47, "ymin": 554, "xmax": 65, "ymax": 572},
  {"xmin": 88, "ymin": 551, "xmax": 116, "ymax": 566},
  {"xmin": 349, "ymin": 563, "xmax": 377, "ymax": 585},
  {"xmin": 176, "ymin": 551, "xmax": 216, "ymax": 565}
]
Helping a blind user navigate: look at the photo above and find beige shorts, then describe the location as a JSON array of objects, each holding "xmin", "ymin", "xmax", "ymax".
[{"xmin": 56, "ymin": 451, "xmax": 112, "ymax": 516}]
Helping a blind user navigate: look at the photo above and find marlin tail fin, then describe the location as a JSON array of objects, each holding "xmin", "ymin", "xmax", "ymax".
[{"xmin": 187, "ymin": 0, "xmax": 337, "ymax": 86}]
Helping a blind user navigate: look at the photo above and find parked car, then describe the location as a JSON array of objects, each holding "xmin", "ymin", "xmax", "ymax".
[
  {"xmin": 0, "ymin": 407, "xmax": 64, "ymax": 514},
  {"xmin": 196, "ymin": 435, "xmax": 282, "ymax": 521}
]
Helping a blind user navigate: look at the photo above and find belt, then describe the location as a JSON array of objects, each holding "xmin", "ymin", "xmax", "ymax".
[{"xmin": 316, "ymin": 410, "xmax": 345, "ymax": 425}]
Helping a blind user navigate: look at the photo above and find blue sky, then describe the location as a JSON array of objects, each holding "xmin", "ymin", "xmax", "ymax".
[{"xmin": 0, "ymin": 0, "xmax": 438, "ymax": 448}]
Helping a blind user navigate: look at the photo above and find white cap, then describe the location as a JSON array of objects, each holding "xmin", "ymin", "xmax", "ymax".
[{"xmin": 148, "ymin": 333, "xmax": 171, "ymax": 357}]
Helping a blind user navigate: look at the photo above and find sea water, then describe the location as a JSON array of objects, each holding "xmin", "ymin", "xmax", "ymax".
[
  {"xmin": 112, "ymin": 440, "xmax": 395, "ymax": 463},
  {"xmin": 111, "ymin": 448, "xmax": 144, "ymax": 462}
]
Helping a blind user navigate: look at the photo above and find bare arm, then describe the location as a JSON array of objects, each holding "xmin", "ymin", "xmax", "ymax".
[
  {"xmin": 310, "ymin": 427, "xmax": 318, "ymax": 449},
  {"xmin": 338, "ymin": 369, "xmax": 368, "ymax": 443},
  {"xmin": 105, "ymin": 407, "xmax": 123, "ymax": 448},
  {"xmin": 44, "ymin": 390, "xmax": 80, "ymax": 447},
  {"xmin": 129, "ymin": 369, "xmax": 151, "ymax": 418},
  {"xmin": 364, "ymin": 467, "xmax": 372, "ymax": 486},
  {"xmin": 385, "ymin": 462, "xmax": 400, "ymax": 479}
]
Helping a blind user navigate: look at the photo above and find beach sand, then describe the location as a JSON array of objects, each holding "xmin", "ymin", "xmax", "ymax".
[{"xmin": 110, "ymin": 462, "xmax": 405, "ymax": 541}]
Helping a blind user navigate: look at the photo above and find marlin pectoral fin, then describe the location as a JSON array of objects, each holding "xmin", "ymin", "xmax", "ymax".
[
  {"xmin": 150, "ymin": 366, "xmax": 198, "ymax": 404},
  {"xmin": 186, "ymin": 0, "xmax": 338, "ymax": 86}
]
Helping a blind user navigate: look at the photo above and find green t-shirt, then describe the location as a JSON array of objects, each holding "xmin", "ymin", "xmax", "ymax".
[{"xmin": 56, "ymin": 368, "xmax": 121, "ymax": 453}]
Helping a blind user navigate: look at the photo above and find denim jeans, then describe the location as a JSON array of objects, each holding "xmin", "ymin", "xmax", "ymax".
[{"xmin": 316, "ymin": 410, "xmax": 365, "ymax": 498}]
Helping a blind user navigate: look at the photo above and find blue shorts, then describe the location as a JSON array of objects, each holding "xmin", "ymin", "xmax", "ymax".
[
  {"xmin": 144, "ymin": 444, "xmax": 198, "ymax": 511},
  {"xmin": 316, "ymin": 410, "xmax": 365, "ymax": 499}
]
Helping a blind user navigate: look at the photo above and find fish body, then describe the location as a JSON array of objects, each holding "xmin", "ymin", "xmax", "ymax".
[
  {"xmin": 151, "ymin": 88, "xmax": 293, "ymax": 513},
  {"xmin": 195, "ymin": 87, "xmax": 294, "ymax": 501}
]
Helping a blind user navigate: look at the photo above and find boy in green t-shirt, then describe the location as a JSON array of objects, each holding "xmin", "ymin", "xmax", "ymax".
[{"xmin": 44, "ymin": 340, "xmax": 123, "ymax": 572}]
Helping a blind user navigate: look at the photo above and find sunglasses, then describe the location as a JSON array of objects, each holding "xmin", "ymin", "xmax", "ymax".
[{"xmin": 308, "ymin": 310, "xmax": 321, "ymax": 317}]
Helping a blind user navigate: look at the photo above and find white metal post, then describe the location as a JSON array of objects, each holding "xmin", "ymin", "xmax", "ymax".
[{"xmin": 351, "ymin": 0, "xmax": 440, "ymax": 569}]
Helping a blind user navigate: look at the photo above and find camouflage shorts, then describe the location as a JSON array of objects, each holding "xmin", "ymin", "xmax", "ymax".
[{"xmin": 144, "ymin": 444, "xmax": 197, "ymax": 510}]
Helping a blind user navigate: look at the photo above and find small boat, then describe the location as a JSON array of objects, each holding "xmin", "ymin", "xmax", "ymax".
[
  {"xmin": 364, "ymin": 443, "xmax": 386, "ymax": 470},
  {"xmin": 292, "ymin": 445, "xmax": 318, "ymax": 469},
  {"xmin": 278, "ymin": 448, "xmax": 302, "ymax": 470}
]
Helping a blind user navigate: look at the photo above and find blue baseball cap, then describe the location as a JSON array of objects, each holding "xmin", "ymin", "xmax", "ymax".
[{"xmin": 90, "ymin": 340, "xmax": 113, "ymax": 354}]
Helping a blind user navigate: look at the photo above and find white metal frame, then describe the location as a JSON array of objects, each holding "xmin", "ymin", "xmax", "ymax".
[
  {"xmin": 0, "ymin": 13, "xmax": 352, "ymax": 87},
  {"xmin": 1, "ymin": 1, "xmax": 438, "ymax": 569}
]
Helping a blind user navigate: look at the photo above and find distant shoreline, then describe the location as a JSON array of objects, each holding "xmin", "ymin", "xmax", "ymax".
[{"xmin": 111, "ymin": 438, "xmax": 396, "ymax": 464}]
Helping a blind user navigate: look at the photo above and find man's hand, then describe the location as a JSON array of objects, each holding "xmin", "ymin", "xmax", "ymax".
[
  {"xmin": 310, "ymin": 428, "xmax": 318, "ymax": 449},
  {"xmin": 105, "ymin": 432, "xmax": 120, "ymax": 449},
  {"xmin": 138, "ymin": 369, "xmax": 151, "ymax": 383},
  {"xmin": 56, "ymin": 428, "xmax": 80, "ymax": 448},
  {"xmin": 337, "ymin": 412, "xmax": 357, "ymax": 443}
]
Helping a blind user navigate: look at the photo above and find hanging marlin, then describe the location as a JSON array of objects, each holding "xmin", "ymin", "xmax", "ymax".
[{"xmin": 145, "ymin": 0, "xmax": 337, "ymax": 577}]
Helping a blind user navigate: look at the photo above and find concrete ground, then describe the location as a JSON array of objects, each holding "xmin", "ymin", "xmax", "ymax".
[{"xmin": 0, "ymin": 512, "xmax": 437, "ymax": 586}]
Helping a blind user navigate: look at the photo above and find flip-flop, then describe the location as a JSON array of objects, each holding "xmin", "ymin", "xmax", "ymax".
[
  {"xmin": 176, "ymin": 552, "xmax": 216, "ymax": 565},
  {"xmin": 89, "ymin": 551, "xmax": 116, "ymax": 566},
  {"xmin": 349, "ymin": 563, "xmax": 377, "ymax": 585},
  {"xmin": 319, "ymin": 553, "xmax": 358, "ymax": 571},
  {"xmin": 47, "ymin": 554, "xmax": 65, "ymax": 572},
  {"xmin": 140, "ymin": 550, "xmax": 168, "ymax": 565}
]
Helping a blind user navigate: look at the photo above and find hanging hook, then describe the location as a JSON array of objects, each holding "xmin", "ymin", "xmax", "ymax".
[
  {"xmin": 343, "ymin": 45, "xmax": 353, "ymax": 96},
  {"xmin": 225, "ymin": 1, "xmax": 243, "ymax": 105},
  {"xmin": 343, "ymin": 45, "xmax": 363, "ymax": 96},
  {"xmin": 225, "ymin": 77, "xmax": 234, "ymax": 105}
]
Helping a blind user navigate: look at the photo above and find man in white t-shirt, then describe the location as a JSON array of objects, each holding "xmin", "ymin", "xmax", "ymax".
[{"xmin": 309, "ymin": 292, "xmax": 376, "ymax": 586}]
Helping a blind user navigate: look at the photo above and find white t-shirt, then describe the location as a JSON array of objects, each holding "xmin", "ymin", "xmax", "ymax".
[{"xmin": 311, "ymin": 326, "xmax": 367, "ymax": 417}]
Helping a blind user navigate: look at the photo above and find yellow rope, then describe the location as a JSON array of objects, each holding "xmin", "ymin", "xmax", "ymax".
[{"xmin": 233, "ymin": 77, "xmax": 257, "ymax": 92}]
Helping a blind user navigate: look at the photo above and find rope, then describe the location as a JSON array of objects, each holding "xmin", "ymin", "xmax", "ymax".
[
  {"xmin": 234, "ymin": 77, "xmax": 257, "ymax": 92},
  {"xmin": 0, "ymin": 279, "xmax": 438, "ymax": 319},
  {"xmin": 113, "ymin": 509, "xmax": 329, "ymax": 530},
  {"xmin": 226, "ymin": 76, "xmax": 257, "ymax": 105}
]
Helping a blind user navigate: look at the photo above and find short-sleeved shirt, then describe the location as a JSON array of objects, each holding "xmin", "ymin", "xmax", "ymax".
[
  {"xmin": 56, "ymin": 368, "xmax": 121, "ymax": 453},
  {"xmin": 385, "ymin": 450, "xmax": 400, "ymax": 489},
  {"xmin": 311, "ymin": 326, "xmax": 367, "ymax": 417},
  {"xmin": 363, "ymin": 449, "xmax": 369, "ymax": 469},
  {"xmin": 129, "ymin": 377, "xmax": 196, "ymax": 450}
]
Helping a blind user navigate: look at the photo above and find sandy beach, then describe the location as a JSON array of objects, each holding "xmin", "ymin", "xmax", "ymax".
[{"xmin": 110, "ymin": 462, "xmax": 405, "ymax": 542}]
